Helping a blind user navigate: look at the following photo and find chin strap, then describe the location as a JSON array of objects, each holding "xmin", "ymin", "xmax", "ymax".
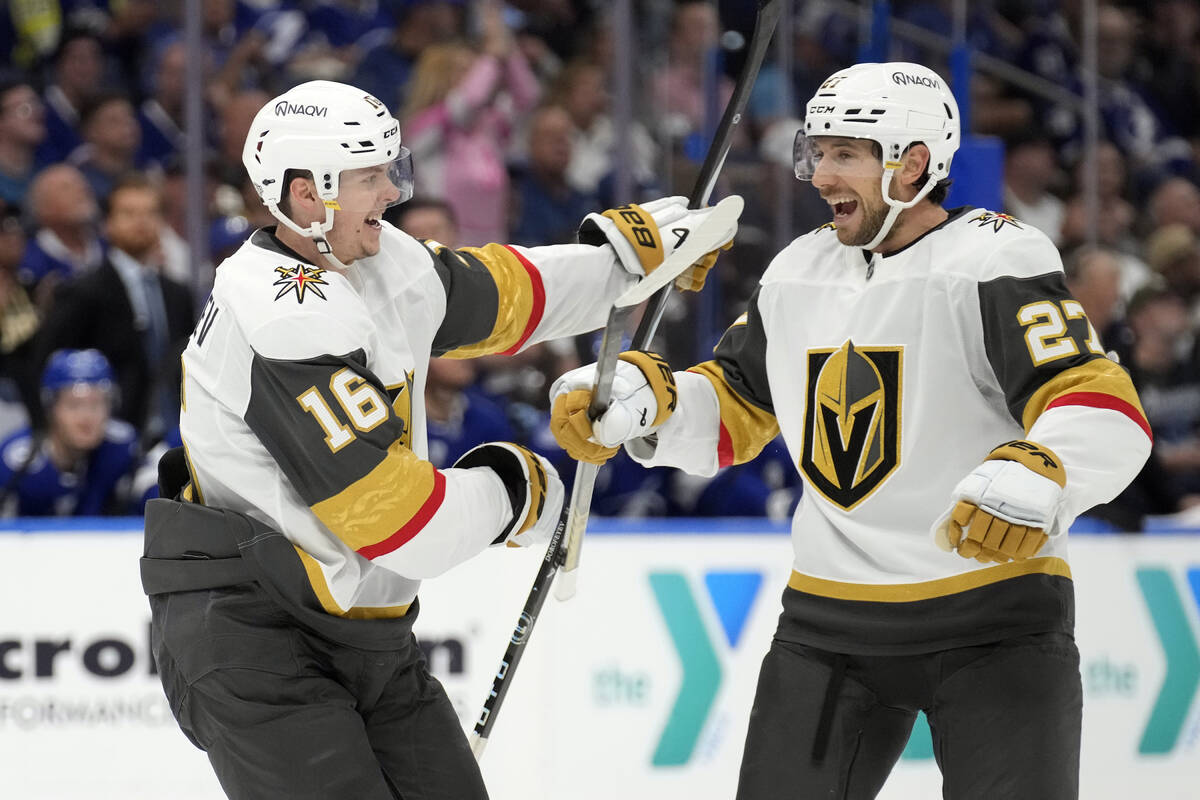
[
  {"xmin": 266, "ymin": 203, "xmax": 352, "ymax": 271},
  {"xmin": 861, "ymin": 167, "xmax": 938, "ymax": 252}
]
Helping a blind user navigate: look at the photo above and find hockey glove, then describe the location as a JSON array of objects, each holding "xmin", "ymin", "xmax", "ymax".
[
  {"xmin": 453, "ymin": 442, "xmax": 564, "ymax": 548},
  {"xmin": 549, "ymin": 351, "xmax": 677, "ymax": 464},
  {"xmin": 579, "ymin": 196, "xmax": 737, "ymax": 291},
  {"xmin": 934, "ymin": 440, "xmax": 1067, "ymax": 563}
]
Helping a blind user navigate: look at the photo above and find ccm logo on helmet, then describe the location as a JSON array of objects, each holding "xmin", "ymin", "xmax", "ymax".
[
  {"xmin": 891, "ymin": 72, "xmax": 941, "ymax": 89},
  {"xmin": 274, "ymin": 101, "xmax": 329, "ymax": 117},
  {"xmin": 809, "ymin": 105, "xmax": 836, "ymax": 114}
]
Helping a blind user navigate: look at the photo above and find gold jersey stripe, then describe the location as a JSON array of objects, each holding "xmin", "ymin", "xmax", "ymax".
[
  {"xmin": 311, "ymin": 439, "xmax": 440, "ymax": 553},
  {"xmin": 294, "ymin": 545, "xmax": 412, "ymax": 618},
  {"xmin": 444, "ymin": 244, "xmax": 542, "ymax": 358},
  {"xmin": 788, "ymin": 557, "xmax": 1072, "ymax": 602},
  {"xmin": 688, "ymin": 361, "xmax": 779, "ymax": 465},
  {"xmin": 181, "ymin": 440, "xmax": 206, "ymax": 505},
  {"xmin": 1022, "ymin": 358, "xmax": 1147, "ymax": 433}
]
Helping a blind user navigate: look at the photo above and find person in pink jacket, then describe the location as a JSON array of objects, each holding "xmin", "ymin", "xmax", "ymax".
[{"xmin": 402, "ymin": 0, "xmax": 539, "ymax": 246}]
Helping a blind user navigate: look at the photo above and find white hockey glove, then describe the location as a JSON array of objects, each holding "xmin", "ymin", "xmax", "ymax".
[
  {"xmin": 933, "ymin": 440, "xmax": 1067, "ymax": 563},
  {"xmin": 549, "ymin": 350, "xmax": 677, "ymax": 464},
  {"xmin": 578, "ymin": 196, "xmax": 738, "ymax": 291},
  {"xmin": 452, "ymin": 442, "xmax": 564, "ymax": 548}
]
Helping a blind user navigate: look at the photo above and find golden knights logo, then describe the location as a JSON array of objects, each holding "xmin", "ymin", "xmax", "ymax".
[
  {"xmin": 801, "ymin": 340, "xmax": 903, "ymax": 510},
  {"xmin": 273, "ymin": 264, "xmax": 329, "ymax": 303},
  {"xmin": 386, "ymin": 370, "xmax": 415, "ymax": 449},
  {"xmin": 969, "ymin": 211, "xmax": 1023, "ymax": 232}
]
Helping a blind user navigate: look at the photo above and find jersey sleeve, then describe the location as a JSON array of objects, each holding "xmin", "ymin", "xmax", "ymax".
[
  {"xmin": 242, "ymin": 346, "xmax": 514, "ymax": 579},
  {"xmin": 628, "ymin": 286, "xmax": 780, "ymax": 475},
  {"xmin": 427, "ymin": 240, "xmax": 636, "ymax": 358},
  {"xmin": 974, "ymin": 233, "xmax": 1152, "ymax": 524}
]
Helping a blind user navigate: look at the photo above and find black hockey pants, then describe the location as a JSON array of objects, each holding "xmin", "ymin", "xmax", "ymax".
[
  {"xmin": 150, "ymin": 580, "xmax": 488, "ymax": 800},
  {"xmin": 142, "ymin": 497, "xmax": 487, "ymax": 800},
  {"xmin": 735, "ymin": 632, "xmax": 1082, "ymax": 800}
]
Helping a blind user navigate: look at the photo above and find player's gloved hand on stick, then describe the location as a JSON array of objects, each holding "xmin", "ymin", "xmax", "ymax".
[
  {"xmin": 549, "ymin": 350, "xmax": 677, "ymax": 465},
  {"xmin": 453, "ymin": 442, "xmax": 564, "ymax": 548},
  {"xmin": 579, "ymin": 196, "xmax": 738, "ymax": 292},
  {"xmin": 933, "ymin": 440, "xmax": 1067, "ymax": 563}
]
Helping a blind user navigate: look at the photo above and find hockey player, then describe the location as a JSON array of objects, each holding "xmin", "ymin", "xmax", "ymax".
[
  {"xmin": 140, "ymin": 80, "xmax": 739, "ymax": 799},
  {"xmin": 0, "ymin": 348, "xmax": 138, "ymax": 515},
  {"xmin": 549, "ymin": 62, "xmax": 1151, "ymax": 798}
]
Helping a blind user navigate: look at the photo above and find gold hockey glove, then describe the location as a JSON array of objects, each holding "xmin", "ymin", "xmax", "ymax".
[
  {"xmin": 549, "ymin": 351, "xmax": 678, "ymax": 465},
  {"xmin": 578, "ymin": 196, "xmax": 738, "ymax": 291},
  {"xmin": 936, "ymin": 440, "xmax": 1067, "ymax": 563}
]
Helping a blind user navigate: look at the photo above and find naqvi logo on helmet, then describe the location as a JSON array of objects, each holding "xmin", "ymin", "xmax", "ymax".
[
  {"xmin": 274, "ymin": 101, "xmax": 328, "ymax": 117},
  {"xmin": 891, "ymin": 71, "xmax": 941, "ymax": 89}
]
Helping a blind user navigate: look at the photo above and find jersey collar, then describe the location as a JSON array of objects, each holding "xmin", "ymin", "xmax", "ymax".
[
  {"xmin": 251, "ymin": 226, "xmax": 316, "ymax": 266},
  {"xmin": 875, "ymin": 206, "xmax": 974, "ymax": 260}
]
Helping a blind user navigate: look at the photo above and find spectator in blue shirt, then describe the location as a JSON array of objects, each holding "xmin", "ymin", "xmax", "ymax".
[
  {"xmin": 0, "ymin": 349, "xmax": 138, "ymax": 516},
  {"xmin": 0, "ymin": 76, "xmax": 46, "ymax": 207},
  {"xmin": 510, "ymin": 105, "xmax": 598, "ymax": 246},
  {"xmin": 18, "ymin": 163, "xmax": 104, "ymax": 302},
  {"xmin": 35, "ymin": 28, "xmax": 109, "ymax": 168}
]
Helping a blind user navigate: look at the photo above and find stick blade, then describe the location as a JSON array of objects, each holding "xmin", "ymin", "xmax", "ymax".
[
  {"xmin": 470, "ymin": 732, "xmax": 488, "ymax": 760},
  {"xmin": 554, "ymin": 567, "xmax": 578, "ymax": 601}
]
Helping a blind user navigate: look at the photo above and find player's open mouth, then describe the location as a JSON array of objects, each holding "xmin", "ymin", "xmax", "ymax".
[
  {"xmin": 365, "ymin": 215, "xmax": 381, "ymax": 229},
  {"xmin": 829, "ymin": 197, "xmax": 858, "ymax": 222}
]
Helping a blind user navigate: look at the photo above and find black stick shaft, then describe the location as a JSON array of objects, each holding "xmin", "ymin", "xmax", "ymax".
[
  {"xmin": 471, "ymin": 510, "xmax": 567, "ymax": 749},
  {"xmin": 471, "ymin": 0, "xmax": 784, "ymax": 757}
]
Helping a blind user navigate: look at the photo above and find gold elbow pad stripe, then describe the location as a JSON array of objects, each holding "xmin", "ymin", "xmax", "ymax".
[
  {"xmin": 602, "ymin": 203, "xmax": 664, "ymax": 274},
  {"xmin": 619, "ymin": 350, "xmax": 677, "ymax": 427},
  {"xmin": 444, "ymin": 244, "xmax": 545, "ymax": 358},
  {"xmin": 311, "ymin": 440, "xmax": 446, "ymax": 559},
  {"xmin": 688, "ymin": 361, "xmax": 779, "ymax": 465}
]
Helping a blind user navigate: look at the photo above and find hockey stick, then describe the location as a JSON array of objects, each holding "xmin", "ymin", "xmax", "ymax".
[
  {"xmin": 469, "ymin": 196, "xmax": 743, "ymax": 760},
  {"xmin": 469, "ymin": 2, "xmax": 783, "ymax": 760},
  {"xmin": 554, "ymin": 0, "xmax": 785, "ymax": 601}
]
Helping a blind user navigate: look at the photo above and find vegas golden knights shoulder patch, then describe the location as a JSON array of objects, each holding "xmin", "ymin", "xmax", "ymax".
[{"xmin": 800, "ymin": 340, "xmax": 903, "ymax": 510}]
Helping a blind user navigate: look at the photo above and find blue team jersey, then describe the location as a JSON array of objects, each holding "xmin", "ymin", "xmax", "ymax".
[{"xmin": 0, "ymin": 422, "xmax": 139, "ymax": 516}]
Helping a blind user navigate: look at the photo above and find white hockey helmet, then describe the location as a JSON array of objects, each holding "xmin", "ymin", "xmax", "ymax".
[
  {"xmin": 243, "ymin": 80, "xmax": 414, "ymax": 266},
  {"xmin": 794, "ymin": 62, "xmax": 960, "ymax": 249}
]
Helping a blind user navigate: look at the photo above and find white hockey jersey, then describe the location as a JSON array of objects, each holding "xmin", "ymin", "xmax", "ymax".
[
  {"xmin": 179, "ymin": 222, "xmax": 636, "ymax": 618},
  {"xmin": 636, "ymin": 208, "xmax": 1152, "ymax": 653}
]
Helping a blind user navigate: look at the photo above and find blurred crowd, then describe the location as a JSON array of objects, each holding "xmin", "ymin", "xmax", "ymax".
[{"xmin": 0, "ymin": 0, "xmax": 1198, "ymax": 530}]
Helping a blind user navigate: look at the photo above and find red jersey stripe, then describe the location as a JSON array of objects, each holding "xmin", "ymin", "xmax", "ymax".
[
  {"xmin": 357, "ymin": 469, "xmax": 447, "ymax": 560},
  {"xmin": 499, "ymin": 245, "xmax": 546, "ymax": 356},
  {"xmin": 717, "ymin": 421, "xmax": 734, "ymax": 468},
  {"xmin": 1046, "ymin": 391, "xmax": 1153, "ymax": 442}
]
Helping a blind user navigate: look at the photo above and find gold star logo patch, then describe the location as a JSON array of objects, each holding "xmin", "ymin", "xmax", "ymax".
[
  {"xmin": 273, "ymin": 264, "xmax": 329, "ymax": 303},
  {"xmin": 970, "ymin": 211, "xmax": 1023, "ymax": 232}
]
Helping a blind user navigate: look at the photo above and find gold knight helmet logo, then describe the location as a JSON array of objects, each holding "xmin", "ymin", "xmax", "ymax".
[{"xmin": 801, "ymin": 340, "xmax": 903, "ymax": 510}]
